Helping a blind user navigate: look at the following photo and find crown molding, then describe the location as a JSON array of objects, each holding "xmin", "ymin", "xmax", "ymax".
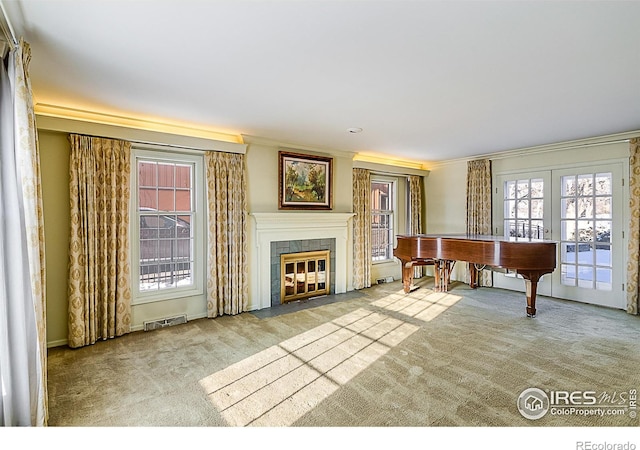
[
  {"xmin": 241, "ymin": 134, "xmax": 356, "ymax": 159},
  {"xmin": 35, "ymin": 103, "xmax": 243, "ymax": 144},
  {"xmin": 428, "ymin": 130, "xmax": 640, "ymax": 168},
  {"xmin": 352, "ymin": 152, "xmax": 429, "ymax": 172}
]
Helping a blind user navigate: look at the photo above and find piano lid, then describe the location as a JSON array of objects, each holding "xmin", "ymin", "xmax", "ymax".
[{"xmin": 397, "ymin": 233, "xmax": 557, "ymax": 244}]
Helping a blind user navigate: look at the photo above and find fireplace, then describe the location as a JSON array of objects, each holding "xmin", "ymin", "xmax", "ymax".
[
  {"xmin": 281, "ymin": 250, "xmax": 330, "ymax": 303},
  {"xmin": 250, "ymin": 212, "xmax": 354, "ymax": 310}
]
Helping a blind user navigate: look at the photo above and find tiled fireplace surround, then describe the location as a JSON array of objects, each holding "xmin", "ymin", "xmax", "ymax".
[{"xmin": 250, "ymin": 212, "xmax": 355, "ymax": 310}]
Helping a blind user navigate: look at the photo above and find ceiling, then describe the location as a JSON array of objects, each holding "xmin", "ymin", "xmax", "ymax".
[{"xmin": 3, "ymin": 0, "xmax": 640, "ymax": 163}]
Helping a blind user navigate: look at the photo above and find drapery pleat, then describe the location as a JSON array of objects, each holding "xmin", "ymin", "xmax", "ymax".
[
  {"xmin": 466, "ymin": 159, "xmax": 492, "ymax": 287},
  {"xmin": 67, "ymin": 135, "xmax": 132, "ymax": 348},
  {"xmin": 0, "ymin": 39, "xmax": 48, "ymax": 426},
  {"xmin": 352, "ymin": 168, "xmax": 372, "ymax": 289},
  {"xmin": 408, "ymin": 175, "xmax": 423, "ymax": 278},
  {"xmin": 205, "ymin": 151, "xmax": 248, "ymax": 317},
  {"xmin": 626, "ymin": 137, "xmax": 640, "ymax": 315}
]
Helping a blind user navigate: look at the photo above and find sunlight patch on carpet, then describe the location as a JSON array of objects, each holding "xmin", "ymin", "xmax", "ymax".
[
  {"xmin": 199, "ymin": 289, "xmax": 459, "ymax": 426},
  {"xmin": 371, "ymin": 289, "xmax": 462, "ymax": 322}
]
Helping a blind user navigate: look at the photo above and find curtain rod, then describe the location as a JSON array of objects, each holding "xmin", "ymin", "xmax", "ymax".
[{"xmin": 0, "ymin": 0, "xmax": 18, "ymax": 48}]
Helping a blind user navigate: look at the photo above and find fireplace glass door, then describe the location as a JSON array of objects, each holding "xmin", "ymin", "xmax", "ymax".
[{"xmin": 281, "ymin": 250, "xmax": 330, "ymax": 303}]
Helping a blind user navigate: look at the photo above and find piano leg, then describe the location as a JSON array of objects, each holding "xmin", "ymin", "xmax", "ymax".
[
  {"xmin": 469, "ymin": 263, "xmax": 478, "ymax": 289},
  {"xmin": 525, "ymin": 280, "xmax": 537, "ymax": 318},
  {"xmin": 434, "ymin": 260, "xmax": 455, "ymax": 292},
  {"xmin": 434, "ymin": 260, "xmax": 442, "ymax": 291},
  {"xmin": 519, "ymin": 270, "xmax": 545, "ymax": 318},
  {"xmin": 401, "ymin": 260, "xmax": 414, "ymax": 294}
]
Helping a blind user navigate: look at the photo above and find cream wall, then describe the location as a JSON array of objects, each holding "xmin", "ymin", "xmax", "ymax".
[
  {"xmin": 39, "ymin": 130, "xmax": 71, "ymax": 347},
  {"xmin": 424, "ymin": 160, "xmax": 468, "ymax": 234}
]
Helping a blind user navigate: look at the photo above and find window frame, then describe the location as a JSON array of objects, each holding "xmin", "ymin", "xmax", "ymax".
[
  {"xmin": 370, "ymin": 176, "xmax": 397, "ymax": 264},
  {"xmin": 130, "ymin": 147, "xmax": 205, "ymax": 305}
]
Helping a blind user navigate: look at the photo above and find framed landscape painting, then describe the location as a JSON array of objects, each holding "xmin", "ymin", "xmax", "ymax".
[{"xmin": 278, "ymin": 151, "xmax": 333, "ymax": 210}]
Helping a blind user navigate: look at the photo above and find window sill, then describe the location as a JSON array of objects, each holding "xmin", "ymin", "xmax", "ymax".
[{"xmin": 132, "ymin": 286, "xmax": 204, "ymax": 305}]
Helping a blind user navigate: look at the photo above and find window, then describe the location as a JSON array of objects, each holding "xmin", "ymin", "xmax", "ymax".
[
  {"xmin": 371, "ymin": 179, "xmax": 394, "ymax": 262},
  {"xmin": 132, "ymin": 148, "xmax": 204, "ymax": 303}
]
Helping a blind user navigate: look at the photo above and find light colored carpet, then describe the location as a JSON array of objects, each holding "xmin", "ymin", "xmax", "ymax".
[{"xmin": 46, "ymin": 277, "xmax": 640, "ymax": 427}]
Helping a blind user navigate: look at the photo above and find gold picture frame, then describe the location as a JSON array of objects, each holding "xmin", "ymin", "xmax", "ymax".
[{"xmin": 278, "ymin": 151, "xmax": 333, "ymax": 210}]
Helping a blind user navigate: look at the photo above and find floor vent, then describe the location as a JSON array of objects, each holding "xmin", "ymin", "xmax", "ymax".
[
  {"xmin": 143, "ymin": 315, "xmax": 187, "ymax": 331},
  {"xmin": 377, "ymin": 276, "xmax": 395, "ymax": 284}
]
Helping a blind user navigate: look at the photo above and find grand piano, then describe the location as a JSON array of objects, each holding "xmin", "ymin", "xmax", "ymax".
[{"xmin": 393, "ymin": 234, "xmax": 557, "ymax": 317}]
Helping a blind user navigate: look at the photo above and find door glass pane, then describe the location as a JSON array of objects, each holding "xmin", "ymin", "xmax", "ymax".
[
  {"xmin": 577, "ymin": 174, "xmax": 593, "ymax": 196},
  {"xmin": 595, "ymin": 173, "xmax": 611, "ymax": 195},
  {"xmin": 595, "ymin": 198, "xmax": 611, "ymax": 218},
  {"xmin": 505, "ymin": 180, "xmax": 516, "ymax": 199},
  {"xmin": 576, "ymin": 244, "xmax": 594, "ymax": 265},
  {"xmin": 596, "ymin": 268, "xmax": 612, "ymax": 290},
  {"xmin": 514, "ymin": 220, "xmax": 529, "ymax": 238},
  {"xmin": 578, "ymin": 264, "xmax": 593, "ymax": 281},
  {"xmin": 517, "ymin": 180, "xmax": 529, "ymax": 198},
  {"xmin": 595, "ymin": 220, "xmax": 611, "ymax": 243},
  {"xmin": 562, "ymin": 220, "xmax": 575, "ymax": 241},
  {"xmin": 561, "ymin": 264, "xmax": 576, "ymax": 286},
  {"xmin": 530, "ymin": 220, "xmax": 543, "ymax": 239},
  {"xmin": 577, "ymin": 220, "xmax": 593, "ymax": 242},
  {"xmin": 562, "ymin": 175, "xmax": 576, "ymax": 196},
  {"xmin": 596, "ymin": 244, "xmax": 611, "ymax": 266},
  {"xmin": 561, "ymin": 242, "xmax": 576, "ymax": 263},
  {"xmin": 517, "ymin": 200, "xmax": 529, "ymax": 219},
  {"xmin": 505, "ymin": 200, "xmax": 516, "ymax": 218},
  {"xmin": 577, "ymin": 197, "xmax": 593, "ymax": 218},
  {"xmin": 562, "ymin": 198, "xmax": 576, "ymax": 219},
  {"xmin": 531, "ymin": 200, "xmax": 543, "ymax": 218},
  {"xmin": 531, "ymin": 179, "xmax": 544, "ymax": 198}
]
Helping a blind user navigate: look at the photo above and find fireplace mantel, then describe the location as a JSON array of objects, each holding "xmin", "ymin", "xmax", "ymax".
[
  {"xmin": 251, "ymin": 212, "xmax": 355, "ymax": 231},
  {"xmin": 250, "ymin": 212, "xmax": 355, "ymax": 309}
]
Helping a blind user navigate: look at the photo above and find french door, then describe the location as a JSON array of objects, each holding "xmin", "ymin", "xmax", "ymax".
[
  {"xmin": 551, "ymin": 164, "xmax": 625, "ymax": 308},
  {"xmin": 494, "ymin": 171, "xmax": 552, "ymax": 296},
  {"xmin": 493, "ymin": 163, "xmax": 626, "ymax": 309}
]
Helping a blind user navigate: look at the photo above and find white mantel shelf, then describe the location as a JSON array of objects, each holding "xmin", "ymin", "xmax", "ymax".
[{"xmin": 249, "ymin": 212, "xmax": 355, "ymax": 310}]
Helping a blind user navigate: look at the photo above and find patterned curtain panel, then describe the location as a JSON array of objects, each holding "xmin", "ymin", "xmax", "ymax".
[
  {"xmin": 352, "ymin": 168, "xmax": 372, "ymax": 289},
  {"xmin": 68, "ymin": 135, "xmax": 132, "ymax": 348},
  {"xmin": 0, "ymin": 39, "xmax": 48, "ymax": 426},
  {"xmin": 626, "ymin": 138, "xmax": 640, "ymax": 315},
  {"xmin": 466, "ymin": 159, "xmax": 492, "ymax": 287},
  {"xmin": 408, "ymin": 175, "xmax": 423, "ymax": 278},
  {"xmin": 205, "ymin": 151, "xmax": 248, "ymax": 317}
]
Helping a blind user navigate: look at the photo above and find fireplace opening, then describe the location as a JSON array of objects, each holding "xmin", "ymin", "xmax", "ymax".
[{"xmin": 280, "ymin": 250, "xmax": 330, "ymax": 303}]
